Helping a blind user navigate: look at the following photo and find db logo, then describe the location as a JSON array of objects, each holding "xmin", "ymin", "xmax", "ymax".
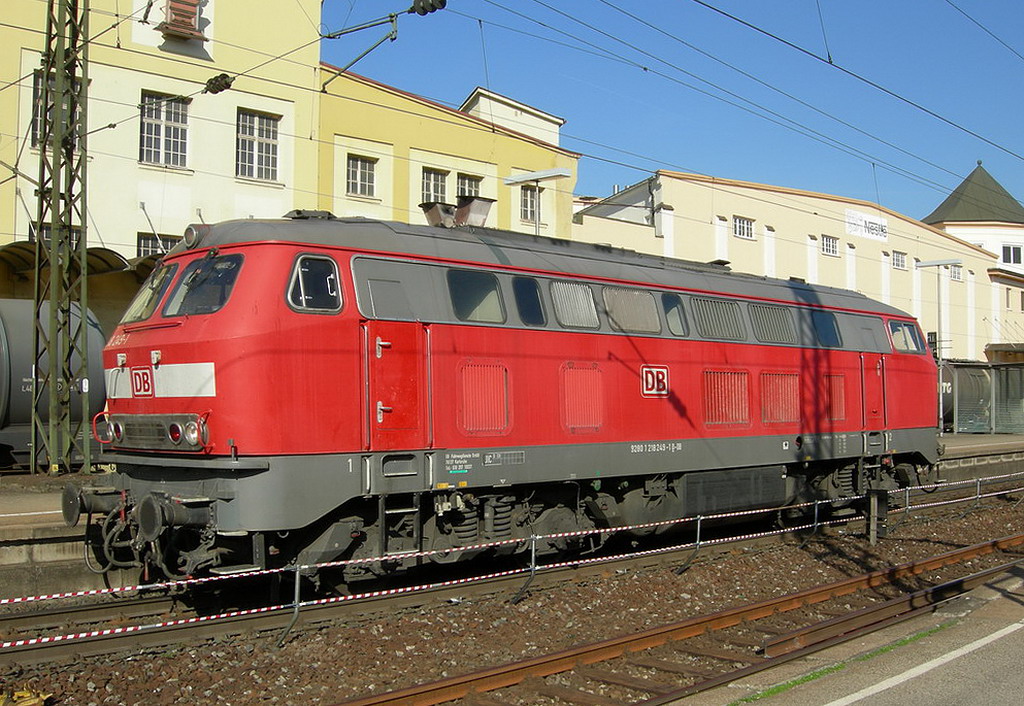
[
  {"xmin": 130, "ymin": 366, "xmax": 154, "ymax": 398},
  {"xmin": 641, "ymin": 365, "xmax": 670, "ymax": 397}
]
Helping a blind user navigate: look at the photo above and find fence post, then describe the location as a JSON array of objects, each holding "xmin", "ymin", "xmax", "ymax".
[
  {"xmin": 277, "ymin": 564, "xmax": 303, "ymax": 647},
  {"xmin": 867, "ymin": 489, "xmax": 888, "ymax": 545},
  {"xmin": 511, "ymin": 534, "xmax": 539, "ymax": 604},
  {"xmin": 675, "ymin": 515, "xmax": 703, "ymax": 575}
]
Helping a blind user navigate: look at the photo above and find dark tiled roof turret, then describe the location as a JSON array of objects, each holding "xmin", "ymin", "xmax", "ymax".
[{"xmin": 923, "ymin": 161, "xmax": 1024, "ymax": 225}]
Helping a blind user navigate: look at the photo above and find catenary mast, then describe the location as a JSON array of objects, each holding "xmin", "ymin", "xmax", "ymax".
[{"xmin": 32, "ymin": 0, "xmax": 91, "ymax": 474}]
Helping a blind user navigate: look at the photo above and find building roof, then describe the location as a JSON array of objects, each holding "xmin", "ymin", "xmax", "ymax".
[
  {"xmin": 923, "ymin": 162, "xmax": 1024, "ymax": 225},
  {"xmin": 459, "ymin": 87, "xmax": 566, "ymax": 126},
  {"xmin": 319, "ymin": 66, "xmax": 579, "ymax": 158}
]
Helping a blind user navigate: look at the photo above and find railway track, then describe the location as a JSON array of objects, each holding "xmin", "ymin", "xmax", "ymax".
[
  {"xmin": 335, "ymin": 534, "xmax": 1024, "ymax": 706},
  {"xmin": 1, "ymin": 472, "xmax": 1021, "ymax": 671}
]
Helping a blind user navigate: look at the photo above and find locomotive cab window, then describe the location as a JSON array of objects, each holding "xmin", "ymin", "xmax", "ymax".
[
  {"xmin": 889, "ymin": 320, "xmax": 926, "ymax": 353},
  {"xmin": 288, "ymin": 255, "xmax": 341, "ymax": 312},
  {"xmin": 810, "ymin": 310, "xmax": 842, "ymax": 348},
  {"xmin": 551, "ymin": 280, "xmax": 600, "ymax": 329},
  {"xmin": 513, "ymin": 276, "xmax": 546, "ymax": 327},
  {"xmin": 602, "ymin": 287, "xmax": 660, "ymax": 334},
  {"xmin": 163, "ymin": 252, "xmax": 243, "ymax": 317},
  {"xmin": 120, "ymin": 262, "xmax": 178, "ymax": 324},
  {"xmin": 661, "ymin": 293, "xmax": 689, "ymax": 336},
  {"xmin": 447, "ymin": 269, "xmax": 506, "ymax": 323}
]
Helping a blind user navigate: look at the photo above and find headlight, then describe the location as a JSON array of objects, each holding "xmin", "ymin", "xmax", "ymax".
[{"xmin": 184, "ymin": 421, "xmax": 200, "ymax": 446}]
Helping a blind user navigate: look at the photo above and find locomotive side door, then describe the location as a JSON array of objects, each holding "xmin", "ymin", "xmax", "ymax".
[
  {"xmin": 861, "ymin": 352, "xmax": 886, "ymax": 430},
  {"xmin": 364, "ymin": 320, "xmax": 430, "ymax": 451}
]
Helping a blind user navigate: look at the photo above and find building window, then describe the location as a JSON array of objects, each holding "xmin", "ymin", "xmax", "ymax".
[
  {"xmin": 521, "ymin": 184, "xmax": 540, "ymax": 223},
  {"xmin": 422, "ymin": 168, "xmax": 447, "ymax": 204},
  {"xmin": 821, "ymin": 235, "xmax": 840, "ymax": 257},
  {"xmin": 31, "ymin": 71, "xmax": 48, "ymax": 147},
  {"xmin": 29, "ymin": 223, "xmax": 81, "ymax": 249},
  {"xmin": 950, "ymin": 264, "xmax": 963, "ymax": 281},
  {"xmin": 1003, "ymin": 244, "xmax": 1022, "ymax": 265},
  {"xmin": 139, "ymin": 91, "xmax": 188, "ymax": 167},
  {"xmin": 733, "ymin": 216, "xmax": 754, "ymax": 240},
  {"xmin": 31, "ymin": 71, "xmax": 81, "ymax": 149},
  {"xmin": 236, "ymin": 110, "xmax": 279, "ymax": 181},
  {"xmin": 346, "ymin": 155, "xmax": 376, "ymax": 197},
  {"xmin": 155, "ymin": 0, "xmax": 205, "ymax": 41},
  {"xmin": 137, "ymin": 233, "xmax": 182, "ymax": 257},
  {"xmin": 457, "ymin": 173, "xmax": 482, "ymax": 198},
  {"xmin": 892, "ymin": 251, "xmax": 907, "ymax": 270}
]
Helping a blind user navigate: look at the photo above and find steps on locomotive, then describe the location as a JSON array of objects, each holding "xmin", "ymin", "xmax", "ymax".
[{"xmin": 378, "ymin": 492, "xmax": 422, "ymax": 559}]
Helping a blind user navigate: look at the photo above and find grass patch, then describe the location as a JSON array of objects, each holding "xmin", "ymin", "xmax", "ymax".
[{"xmin": 727, "ymin": 620, "xmax": 958, "ymax": 704}]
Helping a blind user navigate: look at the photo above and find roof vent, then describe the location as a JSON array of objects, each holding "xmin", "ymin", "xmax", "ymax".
[
  {"xmin": 283, "ymin": 209, "xmax": 336, "ymax": 220},
  {"xmin": 419, "ymin": 202, "xmax": 457, "ymax": 228},
  {"xmin": 455, "ymin": 196, "xmax": 496, "ymax": 227}
]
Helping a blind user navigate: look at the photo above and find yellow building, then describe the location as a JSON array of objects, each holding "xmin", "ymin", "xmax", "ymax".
[
  {"xmin": 318, "ymin": 71, "xmax": 578, "ymax": 237},
  {"xmin": 574, "ymin": 171, "xmax": 1013, "ymax": 362},
  {"xmin": 1, "ymin": 0, "xmax": 321, "ymax": 262}
]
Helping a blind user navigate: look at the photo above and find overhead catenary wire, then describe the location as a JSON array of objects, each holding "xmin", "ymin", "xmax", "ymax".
[
  {"xmin": 5, "ymin": 0, "xmax": 1017, "ymax": 220},
  {"xmin": 685, "ymin": 0, "xmax": 1024, "ymax": 163},
  {"xmin": 590, "ymin": 0, "xmax": 985, "ymax": 203},
  {"xmin": 942, "ymin": 0, "xmax": 1024, "ymax": 65},
  {"xmin": 468, "ymin": 0, "xmax": 1019, "ymax": 222},
  {"xmin": 0, "ymin": 0, "xmax": 1015, "ymax": 284},
  {"xmin": 0, "ymin": 0, "xmax": 995, "ymax": 319}
]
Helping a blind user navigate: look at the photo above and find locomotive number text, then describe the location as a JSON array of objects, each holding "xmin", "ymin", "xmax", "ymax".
[{"xmin": 630, "ymin": 442, "xmax": 683, "ymax": 454}]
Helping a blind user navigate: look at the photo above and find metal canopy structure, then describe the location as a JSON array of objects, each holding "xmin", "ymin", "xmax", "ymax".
[{"xmin": 32, "ymin": 0, "xmax": 91, "ymax": 473}]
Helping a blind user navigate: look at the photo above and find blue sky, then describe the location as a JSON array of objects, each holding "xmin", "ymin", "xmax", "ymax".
[{"xmin": 319, "ymin": 1, "xmax": 1023, "ymax": 222}]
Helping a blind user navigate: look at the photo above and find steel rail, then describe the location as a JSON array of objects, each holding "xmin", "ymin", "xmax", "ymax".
[
  {"xmin": 0, "ymin": 595, "xmax": 180, "ymax": 633},
  {"xmin": 636, "ymin": 557, "xmax": 1024, "ymax": 705},
  {"xmin": 2, "ymin": 485, "xmax": 1021, "ymax": 670},
  {"xmin": 335, "ymin": 532, "xmax": 1024, "ymax": 706}
]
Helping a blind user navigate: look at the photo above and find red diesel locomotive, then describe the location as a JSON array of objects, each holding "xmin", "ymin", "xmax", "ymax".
[{"xmin": 66, "ymin": 207, "xmax": 939, "ymax": 582}]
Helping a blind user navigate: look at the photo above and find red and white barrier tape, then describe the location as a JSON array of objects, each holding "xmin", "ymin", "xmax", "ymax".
[{"xmin": 1, "ymin": 477, "xmax": 1021, "ymax": 614}]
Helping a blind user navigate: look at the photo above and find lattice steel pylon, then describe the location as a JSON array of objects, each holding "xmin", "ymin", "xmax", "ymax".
[{"xmin": 32, "ymin": 0, "xmax": 91, "ymax": 474}]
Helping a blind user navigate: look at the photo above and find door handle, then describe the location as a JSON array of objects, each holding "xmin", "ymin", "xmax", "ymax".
[
  {"xmin": 375, "ymin": 336, "xmax": 392, "ymax": 359},
  {"xmin": 376, "ymin": 400, "xmax": 393, "ymax": 423}
]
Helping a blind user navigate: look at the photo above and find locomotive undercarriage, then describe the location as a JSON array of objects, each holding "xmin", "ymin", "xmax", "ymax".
[{"xmin": 67, "ymin": 451, "xmax": 933, "ymax": 585}]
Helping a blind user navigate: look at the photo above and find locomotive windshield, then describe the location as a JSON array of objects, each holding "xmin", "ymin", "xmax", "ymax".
[
  {"xmin": 119, "ymin": 263, "xmax": 179, "ymax": 325},
  {"xmin": 163, "ymin": 252, "xmax": 244, "ymax": 317}
]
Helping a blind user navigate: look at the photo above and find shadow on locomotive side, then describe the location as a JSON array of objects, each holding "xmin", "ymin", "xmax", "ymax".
[{"xmin": 63, "ymin": 202, "xmax": 940, "ymax": 587}]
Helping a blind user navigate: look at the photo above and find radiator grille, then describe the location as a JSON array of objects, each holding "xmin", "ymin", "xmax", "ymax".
[
  {"xmin": 459, "ymin": 361, "xmax": 509, "ymax": 435},
  {"xmin": 826, "ymin": 374, "xmax": 846, "ymax": 421},
  {"xmin": 704, "ymin": 370, "xmax": 750, "ymax": 426},
  {"xmin": 761, "ymin": 372, "xmax": 800, "ymax": 423},
  {"xmin": 562, "ymin": 362, "xmax": 603, "ymax": 433}
]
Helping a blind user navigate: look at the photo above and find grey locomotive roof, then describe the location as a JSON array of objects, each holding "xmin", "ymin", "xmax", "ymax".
[{"xmin": 186, "ymin": 216, "xmax": 910, "ymax": 319}]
